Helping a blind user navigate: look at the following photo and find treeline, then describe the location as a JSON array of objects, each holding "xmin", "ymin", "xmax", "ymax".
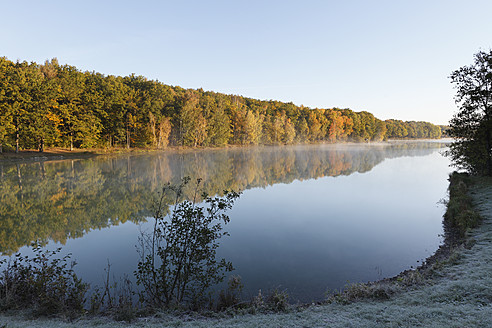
[{"xmin": 0, "ymin": 57, "xmax": 442, "ymax": 152}]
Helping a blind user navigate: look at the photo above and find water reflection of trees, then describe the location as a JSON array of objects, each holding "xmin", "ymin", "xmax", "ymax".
[{"xmin": 0, "ymin": 142, "xmax": 447, "ymax": 254}]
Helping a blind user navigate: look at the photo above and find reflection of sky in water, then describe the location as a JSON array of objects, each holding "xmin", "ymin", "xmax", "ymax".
[
  {"xmin": 218, "ymin": 151, "xmax": 450, "ymax": 301},
  {"xmin": 1, "ymin": 142, "xmax": 451, "ymax": 302}
]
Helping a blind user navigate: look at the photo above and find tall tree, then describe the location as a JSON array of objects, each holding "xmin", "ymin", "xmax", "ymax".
[
  {"xmin": 447, "ymin": 50, "xmax": 492, "ymax": 175},
  {"xmin": 14, "ymin": 61, "xmax": 58, "ymax": 152},
  {"xmin": 180, "ymin": 90, "xmax": 207, "ymax": 147},
  {"xmin": 3, "ymin": 61, "xmax": 34, "ymax": 152},
  {"xmin": 99, "ymin": 76, "xmax": 128, "ymax": 147},
  {"xmin": 295, "ymin": 116, "xmax": 309, "ymax": 142},
  {"xmin": 157, "ymin": 116, "xmax": 172, "ymax": 148},
  {"xmin": 307, "ymin": 111, "xmax": 322, "ymax": 141},
  {"xmin": 81, "ymin": 71, "xmax": 106, "ymax": 147},
  {"xmin": 0, "ymin": 58, "xmax": 15, "ymax": 152},
  {"xmin": 56, "ymin": 63, "xmax": 88, "ymax": 150},
  {"xmin": 207, "ymin": 98, "xmax": 231, "ymax": 146}
]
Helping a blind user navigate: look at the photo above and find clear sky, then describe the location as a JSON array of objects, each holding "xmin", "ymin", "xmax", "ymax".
[{"xmin": 2, "ymin": 0, "xmax": 492, "ymax": 125}]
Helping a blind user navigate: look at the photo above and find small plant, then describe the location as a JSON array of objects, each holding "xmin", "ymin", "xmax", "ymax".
[
  {"xmin": 113, "ymin": 275, "xmax": 137, "ymax": 322},
  {"xmin": 135, "ymin": 177, "xmax": 240, "ymax": 310},
  {"xmin": 0, "ymin": 244, "xmax": 88, "ymax": 317},
  {"xmin": 330, "ymin": 282, "xmax": 396, "ymax": 304},
  {"xmin": 251, "ymin": 289, "xmax": 265, "ymax": 309},
  {"xmin": 265, "ymin": 288, "xmax": 289, "ymax": 312},
  {"xmin": 89, "ymin": 261, "xmax": 137, "ymax": 322},
  {"xmin": 398, "ymin": 270, "xmax": 424, "ymax": 286},
  {"xmin": 217, "ymin": 275, "xmax": 244, "ymax": 311}
]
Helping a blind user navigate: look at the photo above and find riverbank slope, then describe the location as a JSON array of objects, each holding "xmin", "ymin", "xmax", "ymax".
[{"xmin": 1, "ymin": 176, "xmax": 491, "ymax": 327}]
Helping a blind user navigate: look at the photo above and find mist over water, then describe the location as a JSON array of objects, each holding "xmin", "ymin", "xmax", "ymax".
[{"xmin": 0, "ymin": 141, "xmax": 451, "ymax": 302}]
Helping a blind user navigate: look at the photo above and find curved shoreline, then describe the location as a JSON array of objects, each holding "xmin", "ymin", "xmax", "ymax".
[{"xmin": 1, "ymin": 174, "xmax": 491, "ymax": 327}]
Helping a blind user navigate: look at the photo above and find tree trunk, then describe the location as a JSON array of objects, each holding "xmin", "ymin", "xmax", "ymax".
[
  {"xmin": 15, "ymin": 117, "xmax": 19, "ymax": 153},
  {"xmin": 70, "ymin": 132, "xmax": 73, "ymax": 151},
  {"xmin": 127, "ymin": 127, "xmax": 130, "ymax": 149},
  {"xmin": 38, "ymin": 137, "xmax": 44, "ymax": 153},
  {"xmin": 149, "ymin": 112, "xmax": 157, "ymax": 147}
]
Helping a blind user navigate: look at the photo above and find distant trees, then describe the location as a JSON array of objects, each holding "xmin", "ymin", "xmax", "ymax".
[
  {"xmin": 385, "ymin": 119, "xmax": 441, "ymax": 139},
  {"xmin": 447, "ymin": 50, "xmax": 492, "ymax": 176},
  {"xmin": 0, "ymin": 56, "xmax": 443, "ymax": 152},
  {"xmin": 0, "ymin": 58, "xmax": 13, "ymax": 153}
]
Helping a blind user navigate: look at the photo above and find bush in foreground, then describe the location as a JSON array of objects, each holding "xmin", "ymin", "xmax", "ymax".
[
  {"xmin": 0, "ymin": 245, "xmax": 87, "ymax": 317},
  {"xmin": 135, "ymin": 177, "xmax": 240, "ymax": 310}
]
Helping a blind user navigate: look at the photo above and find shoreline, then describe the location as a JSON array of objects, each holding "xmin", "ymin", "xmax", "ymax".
[
  {"xmin": 0, "ymin": 138, "xmax": 450, "ymax": 164},
  {"xmin": 1, "ymin": 174, "xmax": 491, "ymax": 326}
]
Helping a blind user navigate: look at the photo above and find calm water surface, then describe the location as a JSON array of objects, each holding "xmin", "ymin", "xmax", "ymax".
[{"xmin": 0, "ymin": 141, "xmax": 451, "ymax": 302}]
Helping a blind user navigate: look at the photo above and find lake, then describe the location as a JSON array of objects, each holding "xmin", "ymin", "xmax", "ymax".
[{"xmin": 0, "ymin": 140, "xmax": 451, "ymax": 303}]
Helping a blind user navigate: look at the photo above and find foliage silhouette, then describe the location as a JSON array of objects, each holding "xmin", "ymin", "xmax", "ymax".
[
  {"xmin": 134, "ymin": 177, "xmax": 240, "ymax": 309},
  {"xmin": 0, "ymin": 244, "xmax": 87, "ymax": 317},
  {"xmin": 447, "ymin": 50, "xmax": 492, "ymax": 175}
]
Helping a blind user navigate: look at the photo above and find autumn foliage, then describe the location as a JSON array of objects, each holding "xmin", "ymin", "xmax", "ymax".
[{"xmin": 0, "ymin": 57, "xmax": 442, "ymax": 152}]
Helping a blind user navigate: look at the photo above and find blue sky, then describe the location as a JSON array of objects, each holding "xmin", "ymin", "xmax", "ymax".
[{"xmin": 2, "ymin": 0, "xmax": 492, "ymax": 125}]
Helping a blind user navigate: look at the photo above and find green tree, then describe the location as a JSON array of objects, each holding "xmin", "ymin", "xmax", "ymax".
[
  {"xmin": 200, "ymin": 94, "xmax": 231, "ymax": 147},
  {"xmin": 157, "ymin": 116, "xmax": 172, "ymax": 148},
  {"xmin": 208, "ymin": 103, "xmax": 231, "ymax": 146},
  {"xmin": 56, "ymin": 63, "xmax": 97, "ymax": 149},
  {"xmin": 307, "ymin": 111, "xmax": 322, "ymax": 141},
  {"xmin": 81, "ymin": 71, "xmax": 106, "ymax": 147},
  {"xmin": 4, "ymin": 61, "xmax": 36, "ymax": 152},
  {"xmin": 18, "ymin": 61, "xmax": 59, "ymax": 152},
  {"xmin": 447, "ymin": 50, "xmax": 492, "ymax": 175},
  {"xmin": 0, "ymin": 58, "xmax": 15, "ymax": 152},
  {"xmin": 99, "ymin": 76, "xmax": 128, "ymax": 147},
  {"xmin": 230, "ymin": 103, "xmax": 248, "ymax": 145},
  {"xmin": 283, "ymin": 117, "xmax": 296, "ymax": 144},
  {"xmin": 180, "ymin": 91, "xmax": 207, "ymax": 147},
  {"xmin": 295, "ymin": 116, "xmax": 309, "ymax": 142}
]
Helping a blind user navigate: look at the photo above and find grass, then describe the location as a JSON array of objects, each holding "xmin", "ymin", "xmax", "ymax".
[
  {"xmin": 1, "ymin": 172, "xmax": 491, "ymax": 326},
  {"xmin": 443, "ymin": 172, "xmax": 483, "ymax": 237}
]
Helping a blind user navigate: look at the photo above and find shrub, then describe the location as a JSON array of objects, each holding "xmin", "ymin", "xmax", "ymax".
[
  {"xmin": 265, "ymin": 288, "xmax": 289, "ymax": 312},
  {"xmin": 330, "ymin": 282, "xmax": 397, "ymax": 304},
  {"xmin": 217, "ymin": 275, "xmax": 244, "ymax": 311},
  {"xmin": 0, "ymin": 245, "xmax": 88, "ymax": 317},
  {"xmin": 444, "ymin": 172, "xmax": 482, "ymax": 236},
  {"xmin": 135, "ymin": 177, "xmax": 240, "ymax": 310}
]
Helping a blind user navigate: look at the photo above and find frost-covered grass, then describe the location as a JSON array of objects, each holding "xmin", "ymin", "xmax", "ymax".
[{"xmin": 2, "ymin": 178, "xmax": 492, "ymax": 328}]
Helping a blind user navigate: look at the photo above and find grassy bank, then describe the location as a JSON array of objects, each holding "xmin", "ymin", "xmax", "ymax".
[{"xmin": 1, "ymin": 173, "xmax": 491, "ymax": 327}]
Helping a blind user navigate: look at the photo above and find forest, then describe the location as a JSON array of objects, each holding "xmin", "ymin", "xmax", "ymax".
[{"xmin": 0, "ymin": 57, "xmax": 442, "ymax": 152}]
